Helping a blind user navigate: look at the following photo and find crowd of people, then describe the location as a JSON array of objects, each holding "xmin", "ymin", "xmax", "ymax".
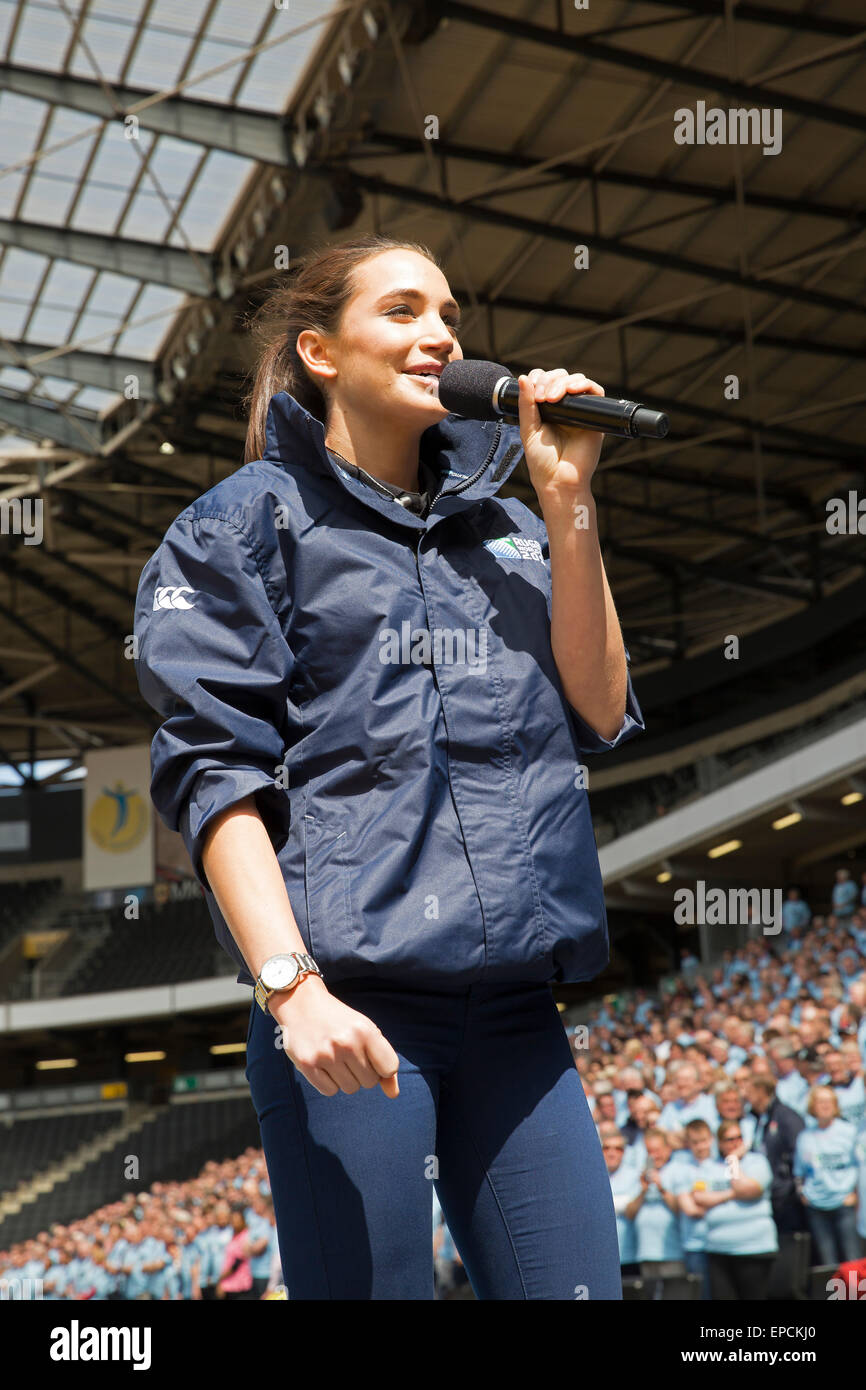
[
  {"xmin": 2, "ymin": 870, "xmax": 865, "ymax": 1300},
  {"xmin": 583, "ymin": 870, "xmax": 866, "ymax": 1299},
  {"xmin": 0, "ymin": 1149, "xmax": 281, "ymax": 1300}
]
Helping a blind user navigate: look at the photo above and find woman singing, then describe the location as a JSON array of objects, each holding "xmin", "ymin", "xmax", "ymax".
[{"xmin": 134, "ymin": 234, "xmax": 644, "ymax": 1299}]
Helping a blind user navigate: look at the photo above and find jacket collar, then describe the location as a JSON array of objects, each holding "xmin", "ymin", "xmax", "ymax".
[{"xmin": 262, "ymin": 390, "xmax": 524, "ymax": 532}]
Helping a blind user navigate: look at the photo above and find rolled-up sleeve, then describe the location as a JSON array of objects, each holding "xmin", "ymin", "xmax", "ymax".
[
  {"xmin": 566, "ymin": 645, "xmax": 645, "ymax": 755},
  {"xmin": 513, "ymin": 498, "xmax": 646, "ymax": 756},
  {"xmin": 133, "ymin": 513, "xmax": 293, "ymax": 893}
]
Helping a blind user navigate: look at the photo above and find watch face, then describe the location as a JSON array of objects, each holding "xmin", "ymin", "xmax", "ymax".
[{"xmin": 262, "ymin": 955, "xmax": 299, "ymax": 991}]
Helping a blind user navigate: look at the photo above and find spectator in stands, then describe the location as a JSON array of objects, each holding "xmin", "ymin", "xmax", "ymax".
[
  {"xmin": 602, "ymin": 1125, "xmax": 637, "ymax": 1276},
  {"xmin": 198, "ymin": 1198, "xmax": 234, "ymax": 1300},
  {"xmin": 695, "ymin": 1118, "xmax": 778, "ymax": 1300},
  {"xmin": 623, "ymin": 1128, "xmax": 682, "ymax": 1277},
  {"xmin": 75, "ymin": 1243, "xmax": 114, "ymax": 1301},
  {"xmin": 713, "ymin": 1081, "xmax": 754, "ymax": 1150},
  {"xmin": 245, "ymin": 1192, "xmax": 277, "ymax": 1299},
  {"xmin": 679, "ymin": 948, "xmax": 700, "ymax": 988},
  {"xmin": 794, "ymin": 1086, "xmax": 860, "ymax": 1266},
  {"xmin": 821, "ymin": 1048, "xmax": 866, "ymax": 1127},
  {"xmin": 622, "ymin": 1094, "xmax": 662, "ymax": 1171},
  {"xmin": 620, "ymin": 1089, "xmax": 652, "ymax": 1150},
  {"xmin": 216, "ymin": 1205, "xmax": 254, "ymax": 1300},
  {"xmin": 769, "ymin": 1040, "xmax": 809, "ymax": 1114},
  {"xmin": 832, "ymin": 868, "xmax": 858, "ymax": 922},
  {"xmin": 743, "ymin": 1074, "xmax": 806, "ymax": 1298},
  {"xmin": 793, "ymin": 1047, "xmax": 826, "ymax": 1121},
  {"xmin": 854, "ymin": 1115, "xmax": 866, "ymax": 1258},
  {"xmin": 121, "ymin": 1219, "xmax": 167, "ymax": 1300},
  {"xmin": 42, "ymin": 1247, "xmax": 73, "ymax": 1301},
  {"xmin": 613, "ymin": 1066, "xmax": 659, "ymax": 1126},
  {"xmin": 668, "ymin": 1119, "xmax": 714, "ymax": 1299},
  {"xmin": 432, "ymin": 1185, "xmax": 468, "ymax": 1299},
  {"xmin": 592, "ymin": 1085, "xmax": 618, "ymax": 1128},
  {"xmin": 658, "ymin": 1063, "xmax": 717, "ymax": 1137},
  {"xmin": 782, "ymin": 887, "xmax": 811, "ymax": 934}
]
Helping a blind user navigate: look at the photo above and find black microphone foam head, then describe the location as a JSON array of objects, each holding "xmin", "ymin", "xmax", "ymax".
[{"xmin": 438, "ymin": 358, "xmax": 511, "ymax": 420}]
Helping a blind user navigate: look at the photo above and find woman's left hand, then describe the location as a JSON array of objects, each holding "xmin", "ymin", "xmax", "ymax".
[{"xmin": 516, "ymin": 367, "xmax": 605, "ymax": 496}]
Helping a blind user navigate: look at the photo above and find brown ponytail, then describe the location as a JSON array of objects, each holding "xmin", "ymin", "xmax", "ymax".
[{"xmin": 242, "ymin": 234, "xmax": 442, "ymax": 465}]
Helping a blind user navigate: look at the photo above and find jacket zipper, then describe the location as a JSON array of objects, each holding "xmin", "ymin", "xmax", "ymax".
[{"xmin": 429, "ymin": 421, "xmax": 503, "ymax": 510}]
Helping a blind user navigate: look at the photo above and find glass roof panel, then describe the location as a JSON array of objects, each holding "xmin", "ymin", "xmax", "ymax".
[{"xmin": 0, "ymin": 0, "xmax": 347, "ymax": 420}]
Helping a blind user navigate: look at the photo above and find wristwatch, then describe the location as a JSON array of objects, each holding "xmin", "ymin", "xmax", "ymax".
[{"xmin": 254, "ymin": 952, "xmax": 322, "ymax": 1014}]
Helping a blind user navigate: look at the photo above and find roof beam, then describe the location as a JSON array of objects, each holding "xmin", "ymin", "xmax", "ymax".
[
  {"xmin": 619, "ymin": 0, "xmax": 862, "ymax": 40},
  {"xmin": 607, "ymin": 458, "xmax": 811, "ymax": 514},
  {"xmin": 0, "ymin": 552, "xmax": 129, "ymax": 646},
  {"xmin": 0, "ymin": 390, "xmax": 104, "ymax": 453},
  {"xmin": 0, "ymin": 218, "xmax": 215, "ymax": 297},
  {"xmin": 0, "ymin": 343, "xmax": 157, "ymax": 399},
  {"xmin": 363, "ymin": 131, "xmax": 866, "ymax": 230},
  {"xmin": 448, "ymin": 285, "xmax": 863, "ymax": 365},
  {"xmin": 606, "ymin": 540, "xmax": 811, "ymax": 599},
  {"xmin": 436, "ymin": 2, "xmax": 866, "ymax": 135},
  {"xmin": 0, "ymin": 63, "xmax": 289, "ymax": 163},
  {"xmin": 312, "ymin": 167, "xmax": 866, "ymax": 322},
  {"xmin": 582, "ymin": 388, "xmax": 861, "ymax": 465},
  {"xmin": 0, "ymin": 592, "xmax": 143, "ymax": 724}
]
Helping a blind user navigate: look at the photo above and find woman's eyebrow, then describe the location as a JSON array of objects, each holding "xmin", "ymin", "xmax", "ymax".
[{"xmin": 374, "ymin": 287, "xmax": 461, "ymax": 313}]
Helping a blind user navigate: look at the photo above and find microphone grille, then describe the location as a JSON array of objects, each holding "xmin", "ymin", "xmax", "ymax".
[{"xmin": 438, "ymin": 358, "xmax": 511, "ymax": 420}]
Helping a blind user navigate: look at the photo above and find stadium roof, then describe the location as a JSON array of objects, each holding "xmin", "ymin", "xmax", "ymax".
[{"xmin": 0, "ymin": 0, "xmax": 864, "ymax": 826}]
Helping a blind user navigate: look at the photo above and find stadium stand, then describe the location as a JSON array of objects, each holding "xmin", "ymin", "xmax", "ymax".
[{"xmin": 0, "ymin": 1094, "xmax": 259, "ymax": 1250}]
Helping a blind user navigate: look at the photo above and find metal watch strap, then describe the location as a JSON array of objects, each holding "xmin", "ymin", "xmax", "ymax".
[{"xmin": 254, "ymin": 952, "xmax": 321, "ymax": 1014}]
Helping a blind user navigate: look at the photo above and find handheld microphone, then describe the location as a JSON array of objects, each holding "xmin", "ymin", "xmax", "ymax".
[{"xmin": 438, "ymin": 359, "xmax": 669, "ymax": 440}]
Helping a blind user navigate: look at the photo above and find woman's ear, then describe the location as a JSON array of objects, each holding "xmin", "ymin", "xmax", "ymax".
[{"xmin": 296, "ymin": 328, "xmax": 338, "ymax": 387}]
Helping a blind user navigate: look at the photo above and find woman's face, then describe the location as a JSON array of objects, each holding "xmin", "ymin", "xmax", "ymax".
[{"xmin": 300, "ymin": 248, "xmax": 464, "ymax": 429}]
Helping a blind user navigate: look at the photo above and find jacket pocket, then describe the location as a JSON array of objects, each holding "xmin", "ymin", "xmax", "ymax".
[{"xmin": 302, "ymin": 814, "xmax": 354, "ymax": 964}]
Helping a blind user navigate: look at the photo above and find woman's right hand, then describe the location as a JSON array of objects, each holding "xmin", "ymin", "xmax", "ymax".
[{"xmin": 270, "ymin": 976, "xmax": 400, "ymax": 1099}]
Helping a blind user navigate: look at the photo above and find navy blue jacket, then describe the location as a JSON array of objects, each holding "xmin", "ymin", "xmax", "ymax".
[{"xmin": 133, "ymin": 390, "xmax": 645, "ymax": 989}]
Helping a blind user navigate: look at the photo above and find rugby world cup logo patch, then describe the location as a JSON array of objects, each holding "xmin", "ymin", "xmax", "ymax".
[{"xmin": 483, "ymin": 536, "xmax": 544, "ymax": 562}]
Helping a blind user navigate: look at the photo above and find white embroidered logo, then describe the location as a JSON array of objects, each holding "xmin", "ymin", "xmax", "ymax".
[{"xmin": 153, "ymin": 585, "xmax": 197, "ymax": 611}]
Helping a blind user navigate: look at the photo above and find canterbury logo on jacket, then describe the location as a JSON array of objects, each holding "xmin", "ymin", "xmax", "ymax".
[{"xmin": 133, "ymin": 390, "xmax": 645, "ymax": 990}]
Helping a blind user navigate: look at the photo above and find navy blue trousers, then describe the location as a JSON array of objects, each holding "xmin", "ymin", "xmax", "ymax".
[{"xmin": 245, "ymin": 976, "xmax": 622, "ymax": 1300}]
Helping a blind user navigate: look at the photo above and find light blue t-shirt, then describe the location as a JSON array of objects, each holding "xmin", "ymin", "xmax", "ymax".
[
  {"xmin": 245, "ymin": 1212, "xmax": 277, "ymax": 1280},
  {"xmin": 632, "ymin": 1167, "xmax": 683, "ymax": 1262},
  {"xmin": 122, "ymin": 1240, "xmax": 151, "ymax": 1300},
  {"xmin": 855, "ymin": 1122, "xmax": 866, "ymax": 1240},
  {"xmin": 776, "ymin": 1071, "xmax": 809, "ymax": 1114},
  {"xmin": 665, "ymin": 1155, "xmax": 711, "ymax": 1253},
  {"xmin": 608, "ymin": 1162, "xmax": 638, "ymax": 1264},
  {"xmin": 832, "ymin": 879, "xmax": 858, "ymax": 917},
  {"xmin": 782, "ymin": 899, "xmax": 811, "ymax": 931},
  {"xmin": 198, "ymin": 1225, "xmax": 233, "ymax": 1287},
  {"xmin": 149, "ymin": 1258, "xmax": 181, "ymax": 1300},
  {"xmin": 76, "ymin": 1260, "xmax": 114, "ymax": 1300},
  {"xmin": 42, "ymin": 1263, "xmax": 71, "ymax": 1300},
  {"xmin": 624, "ymin": 1134, "xmax": 647, "ymax": 1171},
  {"xmin": 142, "ymin": 1239, "xmax": 169, "ymax": 1297},
  {"xmin": 658, "ymin": 1092, "xmax": 718, "ymax": 1134},
  {"xmin": 179, "ymin": 1239, "xmax": 201, "ymax": 1299},
  {"xmin": 794, "ymin": 1119, "xmax": 858, "ymax": 1209},
  {"xmin": 105, "ymin": 1238, "xmax": 130, "ymax": 1294},
  {"xmin": 701, "ymin": 1153, "xmax": 778, "ymax": 1255},
  {"xmin": 822, "ymin": 1075, "xmax": 866, "ymax": 1127}
]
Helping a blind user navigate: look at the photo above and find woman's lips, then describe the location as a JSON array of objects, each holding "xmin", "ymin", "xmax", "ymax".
[{"xmin": 403, "ymin": 372, "xmax": 440, "ymax": 392}]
